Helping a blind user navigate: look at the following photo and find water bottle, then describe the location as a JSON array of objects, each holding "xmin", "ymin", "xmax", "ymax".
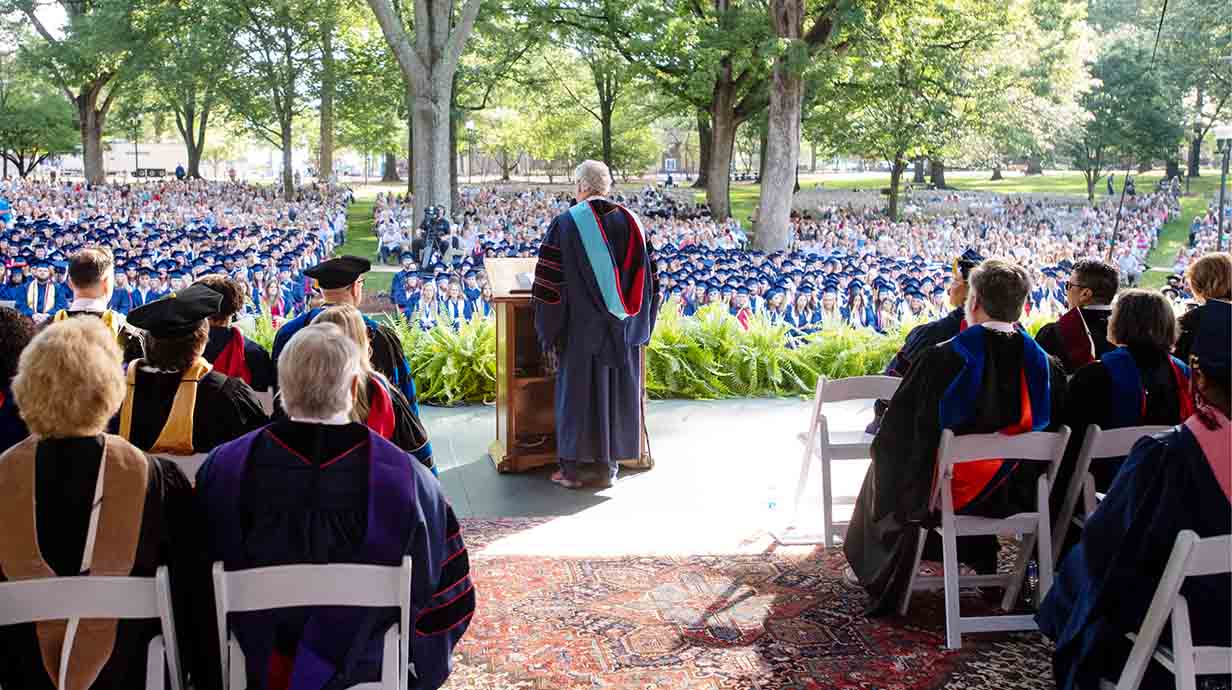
[
  {"xmin": 1025, "ymin": 560, "xmax": 1040, "ymax": 609},
  {"xmin": 766, "ymin": 481, "xmax": 779, "ymax": 518}
]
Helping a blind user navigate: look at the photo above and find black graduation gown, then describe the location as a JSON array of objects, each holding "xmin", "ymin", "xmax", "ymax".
[
  {"xmin": 1174, "ymin": 305, "xmax": 1204, "ymax": 361},
  {"xmin": 58, "ymin": 310, "xmax": 144, "ymax": 362},
  {"xmin": 884, "ymin": 307, "xmax": 965, "ymax": 377},
  {"xmin": 1036, "ymin": 307, "xmax": 1114, "ymax": 374},
  {"xmin": 532, "ymin": 199, "xmax": 659, "ymax": 470},
  {"xmin": 0, "ymin": 437, "xmax": 196, "ymax": 690},
  {"xmin": 1058, "ymin": 347, "xmax": 1189, "ymax": 493},
  {"xmin": 844, "ymin": 330, "xmax": 1067, "ymax": 615},
  {"xmin": 1038, "ymin": 425, "xmax": 1231, "ymax": 690},
  {"xmin": 203, "ymin": 326, "xmax": 276, "ymax": 392},
  {"xmin": 119, "ymin": 369, "xmax": 268, "ymax": 454}
]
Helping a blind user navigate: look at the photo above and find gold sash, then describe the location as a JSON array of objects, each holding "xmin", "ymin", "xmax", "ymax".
[
  {"xmin": 0, "ymin": 435, "xmax": 149, "ymax": 690},
  {"xmin": 53, "ymin": 309, "xmax": 125, "ymax": 339},
  {"xmin": 119, "ymin": 357, "xmax": 212, "ymax": 455},
  {"xmin": 27, "ymin": 281, "xmax": 58, "ymax": 314}
]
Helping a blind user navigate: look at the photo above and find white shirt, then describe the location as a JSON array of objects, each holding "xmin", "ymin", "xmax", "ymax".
[{"xmin": 68, "ymin": 296, "xmax": 110, "ymax": 313}]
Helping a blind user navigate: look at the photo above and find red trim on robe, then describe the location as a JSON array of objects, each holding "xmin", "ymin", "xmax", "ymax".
[
  {"xmin": 951, "ymin": 370, "xmax": 1034, "ymax": 512},
  {"xmin": 212, "ymin": 327, "xmax": 253, "ymax": 385},
  {"xmin": 1056, "ymin": 308, "xmax": 1096, "ymax": 370},
  {"xmin": 586, "ymin": 202, "xmax": 645, "ymax": 317},
  {"xmin": 366, "ymin": 376, "xmax": 396, "ymax": 441}
]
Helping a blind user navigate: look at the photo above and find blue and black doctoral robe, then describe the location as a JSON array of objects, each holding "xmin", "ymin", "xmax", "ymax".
[
  {"xmin": 532, "ymin": 198, "xmax": 659, "ymax": 471},
  {"xmin": 272, "ymin": 305, "xmax": 420, "ymax": 418},
  {"xmin": 191, "ymin": 421, "xmax": 473, "ymax": 690},
  {"xmin": 1038, "ymin": 422, "xmax": 1231, "ymax": 690},
  {"xmin": 844, "ymin": 325, "xmax": 1067, "ymax": 615}
]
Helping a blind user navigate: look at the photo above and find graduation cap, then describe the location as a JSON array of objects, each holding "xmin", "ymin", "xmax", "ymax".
[
  {"xmin": 1191, "ymin": 300, "xmax": 1230, "ymax": 379},
  {"xmin": 954, "ymin": 248, "xmax": 984, "ymax": 279},
  {"xmin": 305, "ymin": 255, "xmax": 370, "ymax": 290},
  {"xmin": 128, "ymin": 284, "xmax": 223, "ymax": 338}
]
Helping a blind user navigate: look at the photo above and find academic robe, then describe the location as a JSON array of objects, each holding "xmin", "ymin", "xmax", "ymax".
[
  {"xmin": 16, "ymin": 280, "xmax": 65, "ymax": 317},
  {"xmin": 190, "ymin": 421, "xmax": 474, "ymax": 690},
  {"xmin": 271, "ymin": 305, "xmax": 419, "ymax": 417},
  {"xmin": 1036, "ymin": 306, "xmax": 1114, "ymax": 375},
  {"xmin": 884, "ymin": 307, "xmax": 966, "ymax": 378},
  {"xmin": 1059, "ymin": 346, "xmax": 1192, "ymax": 492},
  {"xmin": 844, "ymin": 326, "xmax": 1067, "ymax": 615},
  {"xmin": 1038, "ymin": 423, "xmax": 1231, "ymax": 690},
  {"xmin": 532, "ymin": 198, "xmax": 658, "ymax": 474},
  {"xmin": 204, "ymin": 326, "xmax": 276, "ymax": 393},
  {"xmin": 0, "ymin": 436, "xmax": 195, "ymax": 690},
  {"xmin": 115, "ymin": 365, "xmax": 268, "ymax": 455},
  {"xmin": 108, "ymin": 289, "xmax": 134, "ymax": 315}
]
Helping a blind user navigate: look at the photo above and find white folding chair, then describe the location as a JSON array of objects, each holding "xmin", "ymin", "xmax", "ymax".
[
  {"xmin": 212, "ymin": 558, "xmax": 412, "ymax": 690},
  {"xmin": 0, "ymin": 566, "xmax": 183, "ymax": 690},
  {"xmin": 899, "ymin": 427, "xmax": 1072, "ymax": 649},
  {"xmin": 775, "ymin": 375, "xmax": 900, "ymax": 547},
  {"xmin": 1101, "ymin": 531, "xmax": 1232, "ymax": 690},
  {"xmin": 1053, "ymin": 424, "xmax": 1171, "ymax": 564}
]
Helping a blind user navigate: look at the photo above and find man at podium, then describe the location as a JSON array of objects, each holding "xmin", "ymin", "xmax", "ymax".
[{"xmin": 532, "ymin": 160, "xmax": 659, "ymax": 489}]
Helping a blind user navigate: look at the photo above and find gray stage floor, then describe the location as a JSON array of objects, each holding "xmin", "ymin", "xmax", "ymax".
[{"xmin": 424, "ymin": 397, "xmax": 876, "ymax": 541}]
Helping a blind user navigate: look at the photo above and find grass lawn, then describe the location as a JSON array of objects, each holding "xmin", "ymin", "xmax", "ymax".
[{"xmin": 339, "ymin": 190, "xmax": 392, "ymax": 294}]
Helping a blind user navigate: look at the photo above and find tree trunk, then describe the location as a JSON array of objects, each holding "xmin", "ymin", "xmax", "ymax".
[
  {"xmin": 410, "ymin": 83, "xmax": 453, "ymax": 224},
  {"xmin": 280, "ymin": 121, "xmax": 294, "ymax": 201},
  {"xmin": 929, "ymin": 157, "xmax": 947, "ymax": 188},
  {"xmin": 810, "ymin": 140, "xmax": 817, "ymax": 173},
  {"xmin": 1188, "ymin": 85, "xmax": 1204, "ymax": 178},
  {"xmin": 912, "ymin": 155, "xmax": 926, "ymax": 183},
  {"xmin": 888, "ymin": 153, "xmax": 905, "ymax": 220},
  {"xmin": 319, "ymin": 17, "xmax": 336, "ymax": 180},
  {"xmin": 1086, "ymin": 174, "xmax": 1096, "ymax": 204},
  {"xmin": 380, "ymin": 152, "xmax": 400, "ymax": 181},
  {"xmin": 1165, "ymin": 159, "xmax": 1180, "ymax": 180},
  {"xmin": 187, "ymin": 145, "xmax": 203, "ymax": 180},
  {"xmin": 753, "ymin": 0, "xmax": 803, "ymax": 252},
  {"xmin": 406, "ymin": 110, "xmax": 414, "ymax": 194},
  {"xmin": 693, "ymin": 111, "xmax": 710, "ymax": 188},
  {"xmin": 990, "ymin": 164, "xmax": 1003, "ymax": 181},
  {"xmin": 449, "ymin": 105, "xmax": 459, "ymax": 209},
  {"xmin": 706, "ymin": 100, "xmax": 737, "ymax": 221},
  {"xmin": 1025, "ymin": 153, "xmax": 1043, "ymax": 175},
  {"xmin": 600, "ymin": 102, "xmax": 614, "ymax": 173},
  {"xmin": 78, "ymin": 88, "xmax": 106, "ymax": 184},
  {"xmin": 757, "ymin": 126, "xmax": 769, "ymax": 183}
]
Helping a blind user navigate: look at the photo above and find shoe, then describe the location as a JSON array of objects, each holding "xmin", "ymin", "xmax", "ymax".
[
  {"xmin": 594, "ymin": 474, "xmax": 616, "ymax": 489},
  {"xmin": 550, "ymin": 470, "xmax": 584, "ymax": 490}
]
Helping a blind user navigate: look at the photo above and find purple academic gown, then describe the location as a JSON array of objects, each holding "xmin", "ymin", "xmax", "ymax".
[
  {"xmin": 196, "ymin": 426, "xmax": 473, "ymax": 690},
  {"xmin": 532, "ymin": 198, "xmax": 659, "ymax": 477}
]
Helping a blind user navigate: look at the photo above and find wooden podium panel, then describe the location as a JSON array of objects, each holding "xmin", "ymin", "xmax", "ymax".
[{"xmin": 484, "ymin": 258, "xmax": 653, "ymax": 474}]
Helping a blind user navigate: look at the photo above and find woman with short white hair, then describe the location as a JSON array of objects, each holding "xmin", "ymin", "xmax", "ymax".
[{"xmin": 194, "ymin": 322, "xmax": 474, "ymax": 690}]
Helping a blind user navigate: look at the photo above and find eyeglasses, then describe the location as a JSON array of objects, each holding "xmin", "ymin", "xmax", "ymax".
[{"xmin": 1064, "ymin": 281, "xmax": 1091, "ymax": 292}]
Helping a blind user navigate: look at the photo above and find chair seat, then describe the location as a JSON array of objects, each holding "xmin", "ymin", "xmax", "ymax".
[
  {"xmin": 944, "ymin": 512, "xmax": 1040, "ymax": 537},
  {"xmin": 797, "ymin": 430, "xmax": 875, "ymax": 460}
]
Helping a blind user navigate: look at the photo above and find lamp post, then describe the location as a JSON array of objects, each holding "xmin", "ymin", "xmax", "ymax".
[{"xmin": 1215, "ymin": 124, "xmax": 1232, "ymax": 252}]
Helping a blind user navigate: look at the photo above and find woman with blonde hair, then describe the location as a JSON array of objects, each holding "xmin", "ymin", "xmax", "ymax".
[
  {"xmin": 1176, "ymin": 251, "xmax": 1231, "ymax": 360},
  {"xmin": 311, "ymin": 304, "xmax": 435, "ymax": 473},
  {"xmin": 0, "ymin": 318, "xmax": 194, "ymax": 690}
]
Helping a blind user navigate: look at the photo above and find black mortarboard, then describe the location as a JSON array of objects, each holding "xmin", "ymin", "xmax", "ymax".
[
  {"xmin": 127, "ymin": 284, "xmax": 223, "ymax": 338},
  {"xmin": 305, "ymin": 255, "xmax": 370, "ymax": 289},
  {"xmin": 954, "ymin": 249, "xmax": 983, "ymax": 279},
  {"xmin": 1191, "ymin": 300, "xmax": 1230, "ymax": 379}
]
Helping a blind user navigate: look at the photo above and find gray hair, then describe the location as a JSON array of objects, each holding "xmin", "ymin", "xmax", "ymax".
[
  {"xmin": 278, "ymin": 323, "xmax": 362, "ymax": 420},
  {"xmin": 574, "ymin": 159, "xmax": 612, "ymax": 197},
  {"xmin": 1108, "ymin": 289, "xmax": 1178, "ymax": 351}
]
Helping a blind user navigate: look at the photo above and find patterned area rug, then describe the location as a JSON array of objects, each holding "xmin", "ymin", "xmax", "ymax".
[{"xmin": 442, "ymin": 518, "xmax": 1054, "ymax": 690}]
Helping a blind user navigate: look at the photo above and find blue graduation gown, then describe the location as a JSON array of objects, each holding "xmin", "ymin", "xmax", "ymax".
[
  {"xmin": 195, "ymin": 423, "xmax": 473, "ymax": 690},
  {"xmin": 532, "ymin": 199, "xmax": 658, "ymax": 469},
  {"xmin": 1038, "ymin": 425, "xmax": 1231, "ymax": 690},
  {"xmin": 109, "ymin": 288, "xmax": 134, "ymax": 315},
  {"xmin": 15, "ymin": 281, "xmax": 65, "ymax": 316}
]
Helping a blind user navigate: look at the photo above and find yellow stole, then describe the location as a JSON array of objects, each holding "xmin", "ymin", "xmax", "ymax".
[
  {"xmin": 27, "ymin": 281, "xmax": 57, "ymax": 313},
  {"xmin": 119, "ymin": 357, "xmax": 212, "ymax": 455},
  {"xmin": 52, "ymin": 309, "xmax": 125, "ymax": 339},
  {"xmin": 0, "ymin": 435, "xmax": 149, "ymax": 690}
]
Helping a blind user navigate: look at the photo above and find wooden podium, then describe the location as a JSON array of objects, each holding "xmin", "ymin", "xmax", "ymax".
[{"xmin": 484, "ymin": 258, "xmax": 653, "ymax": 474}]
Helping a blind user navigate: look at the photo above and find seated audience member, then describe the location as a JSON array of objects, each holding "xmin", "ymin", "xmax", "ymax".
[
  {"xmin": 195, "ymin": 274, "xmax": 275, "ymax": 393},
  {"xmin": 52, "ymin": 248, "xmax": 142, "ymax": 359},
  {"xmin": 312, "ymin": 304, "xmax": 435, "ymax": 472},
  {"xmin": 1060, "ymin": 289, "xmax": 1192, "ymax": 493},
  {"xmin": 0, "ymin": 307, "xmax": 33, "ymax": 452},
  {"xmin": 844, "ymin": 258, "xmax": 1067, "ymax": 615},
  {"xmin": 0, "ymin": 318, "xmax": 194, "ymax": 690},
  {"xmin": 883, "ymin": 248, "xmax": 981, "ymax": 379},
  {"xmin": 1039, "ymin": 299, "xmax": 1231, "ymax": 690},
  {"xmin": 193, "ymin": 324, "xmax": 474, "ymax": 690},
  {"xmin": 117, "ymin": 285, "xmax": 268, "ymax": 456},
  {"xmin": 1036, "ymin": 259, "xmax": 1119, "ymax": 374},
  {"xmin": 1174, "ymin": 251, "xmax": 1231, "ymax": 360}
]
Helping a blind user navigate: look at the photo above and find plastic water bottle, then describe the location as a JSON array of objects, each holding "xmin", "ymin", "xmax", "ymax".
[
  {"xmin": 1025, "ymin": 560, "xmax": 1040, "ymax": 609},
  {"xmin": 766, "ymin": 481, "xmax": 780, "ymax": 517}
]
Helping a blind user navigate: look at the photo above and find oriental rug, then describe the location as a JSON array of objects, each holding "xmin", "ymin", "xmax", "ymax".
[{"xmin": 443, "ymin": 517, "xmax": 1054, "ymax": 690}]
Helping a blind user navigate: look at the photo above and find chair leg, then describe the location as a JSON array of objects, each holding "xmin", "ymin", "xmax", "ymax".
[
  {"xmin": 1172, "ymin": 597, "xmax": 1197, "ymax": 690},
  {"xmin": 941, "ymin": 526, "xmax": 964, "ymax": 649},
  {"xmin": 146, "ymin": 636, "xmax": 165, "ymax": 690},
  {"xmin": 789, "ymin": 423, "xmax": 818, "ymax": 527},
  {"xmin": 1002, "ymin": 532, "xmax": 1035, "ymax": 612},
  {"xmin": 820, "ymin": 448, "xmax": 834, "ymax": 548},
  {"xmin": 899, "ymin": 527, "xmax": 928, "ymax": 617},
  {"xmin": 1035, "ymin": 476, "xmax": 1055, "ymax": 605}
]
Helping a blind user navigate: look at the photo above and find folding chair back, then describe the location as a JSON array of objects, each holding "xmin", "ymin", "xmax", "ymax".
[
  {"xmin": 1054, "ymin": 424, "xmax": 1171, "ymax": 563},
  {"xmin": 777, "ymin": 375, "xmax": 900, "ymax": 547},
  {"xmin": 212, "ymin": 558, "xmax": 412, "ymax": 690},
  {"xmin": 0, "ymin": 567, "xmax": 183, "ymax": 690},
  {"xmin": 1110, "ymin": 531, "xmax": 1232, "ymax": 690},
  {"xmin": 902, "ymin": 427, "xmax": 1072, "ymax": 649}
]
